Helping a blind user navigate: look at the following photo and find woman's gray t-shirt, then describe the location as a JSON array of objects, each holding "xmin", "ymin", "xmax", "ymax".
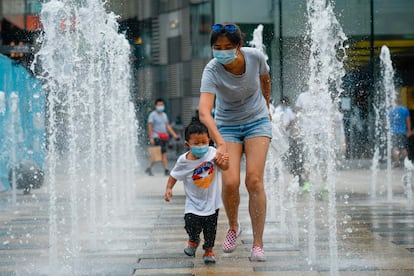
[{"xmin": 200, "ymin": 47, "xmax": 270, "ymax": 126}]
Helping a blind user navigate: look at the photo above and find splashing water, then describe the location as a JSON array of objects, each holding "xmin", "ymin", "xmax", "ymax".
[
  {"xmin": 403, "ymin": 159, "xmax": 414, "ymax": 208},
  {"xmin": 249, "ymin": 24, "xmax": 268, "ymax": 61},
  {"xmin": 251, "ymin": 23, "xmax": 292, "ymax": 239},
  {"xmin": 372, "ymin": 45, "xmax": 396, "ymax": 201},
  {"xmin": 32, "ymin": 0, "xmax": 139, "ymax": 273},
  {"xmin": 371, "ymin": 45, "xmax": 397, "ymax": 201},
  {"xmin": 301, "ymin": 0, "xmax": 347, "ymax": 273}
]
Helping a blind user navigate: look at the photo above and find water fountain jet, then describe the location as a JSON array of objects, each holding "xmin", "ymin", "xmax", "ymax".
[
  {"xmin": 32, "ymin": 0, "xmax": 140, "ymax": 273},
  {"xmin": 299, "ymin": 0, "xmax": 347, "ymax": 273}
]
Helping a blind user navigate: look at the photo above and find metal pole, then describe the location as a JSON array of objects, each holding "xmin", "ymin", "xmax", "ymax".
[
  {"xmin": 370, "ymin": 0, "xmax": 374, "ymax": 90},
  {"xmin": 211, "ymin": 0, "xmax": 215, "ymax": 24},
  {"xmin": 24, "ymin": 0, "xmax": 27, "ymax": 30},
  {"xmin": 368, "ymin": 0, "xmax": 375, "ymax": 155},
  {"xmin": 278, "ymin": 0, "xmax": 283, "ymax": 100}
]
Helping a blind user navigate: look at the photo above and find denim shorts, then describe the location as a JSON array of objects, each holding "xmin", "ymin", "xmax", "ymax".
[{"xmin": 217, "ymin": 117, "xmax": 272, "ymax": 144}]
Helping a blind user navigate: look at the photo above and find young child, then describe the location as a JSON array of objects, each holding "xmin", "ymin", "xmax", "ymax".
[{"xmin": 164, "ymin": 120, "xmax": 229, "ymax": 264}]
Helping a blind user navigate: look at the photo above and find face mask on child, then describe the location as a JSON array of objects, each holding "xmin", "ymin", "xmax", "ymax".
[{"xmin": 191, "ymin": 145, "xmax": 209, "ymax": 158}]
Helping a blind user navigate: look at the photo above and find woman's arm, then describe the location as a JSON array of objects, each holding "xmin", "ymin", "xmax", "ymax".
[
  {"xmin": 199, "ymin": 93, "xmax": 224, "ymax": 146},
  {"xmin": 260, "ymin": 73, "xmax": 271, "ymax": 109},
  {"xmin": 198, "ymin": 93, "xmax": 227, "ymax": 158}
]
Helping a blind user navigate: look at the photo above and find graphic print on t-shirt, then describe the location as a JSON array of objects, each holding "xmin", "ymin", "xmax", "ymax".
[{"xmin": 192, "ymin": 161, "xmax": 215, "ymax": 189}]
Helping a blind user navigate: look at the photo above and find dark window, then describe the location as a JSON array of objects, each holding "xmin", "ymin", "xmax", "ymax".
[{"xmin": 168, "ymin": 36, "xmax": 182, "ymax": 64}]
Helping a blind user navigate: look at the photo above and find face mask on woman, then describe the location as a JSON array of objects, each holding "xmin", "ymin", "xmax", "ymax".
[{"xmin": 212, "ymin": 49, "xmax": 237, "ymax": 65}]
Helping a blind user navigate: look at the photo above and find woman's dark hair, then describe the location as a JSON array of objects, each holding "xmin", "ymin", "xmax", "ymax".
[
  {"xmin": 185, "ymin": 119, "xmax": 209, "ymax": 141},
  {"xmin": 210, "ymin": 23, "xmax": 243, "ymax": 47}
]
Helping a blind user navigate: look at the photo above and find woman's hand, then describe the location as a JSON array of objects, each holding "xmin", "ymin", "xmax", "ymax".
[
  {"xmin": 214, "ymin": 151, "xmax": 229, "ymax": 170},
  {"xmin": 215, "ymin": 143, "xmax": 228, "ymax": 161}
]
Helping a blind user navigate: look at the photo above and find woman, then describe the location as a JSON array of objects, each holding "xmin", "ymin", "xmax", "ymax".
[{"xmin": 198, "ymin": 23, "xmax": 272, "ymax": 262}]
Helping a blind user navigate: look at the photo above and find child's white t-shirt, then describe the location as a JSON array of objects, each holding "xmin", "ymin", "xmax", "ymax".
[{"xmin": 170, "ymin": 146, "xmax": 222, "ymax": 216}]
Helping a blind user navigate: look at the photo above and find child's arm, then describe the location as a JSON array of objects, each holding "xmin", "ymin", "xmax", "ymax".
[
  {"xmin": 214, "ymin": 152, "xmax": 229, "ymax": 171},
  {"xmin": 164, "ymin": 176, "xmax": 177, "ymax": 202}
]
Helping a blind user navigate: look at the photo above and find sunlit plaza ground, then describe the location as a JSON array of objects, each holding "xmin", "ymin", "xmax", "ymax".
[
  {"xmin": 1, "ymin": 1, "xmax": 414, "ymax": 275},
  {"xmin": 1, "ymin": 156, "xmax": 414, "ymax": 275}
]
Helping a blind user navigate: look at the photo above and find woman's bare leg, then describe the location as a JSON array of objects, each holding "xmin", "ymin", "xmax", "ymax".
[
  {"xmin": 221, "ymin": 142, "xmax": 243, "ymax": 231},
  {"xmin": 244, "ymin": 137, "xmax": 270, "ymax": 248}
]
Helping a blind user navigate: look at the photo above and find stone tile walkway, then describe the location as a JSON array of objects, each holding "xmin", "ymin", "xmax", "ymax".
[{"xmin": 0, "ymin": 165, "xmax": 413, "ymax": 275}]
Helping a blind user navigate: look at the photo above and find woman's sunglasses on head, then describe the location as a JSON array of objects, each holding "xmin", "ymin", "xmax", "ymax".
[{"xmin": 212, "ymin": 24, "xmax": 236, "ymax": 33}]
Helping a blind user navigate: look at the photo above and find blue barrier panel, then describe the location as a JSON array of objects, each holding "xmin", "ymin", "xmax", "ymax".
[{"xmin": 0, "ymin": 55, "xmax": 45, "ymax": 191}]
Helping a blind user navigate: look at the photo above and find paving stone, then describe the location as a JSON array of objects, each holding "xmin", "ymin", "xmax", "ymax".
[
  {"xmin": 133, "ymin": 270, "xmax": 193, "ymax": 276},
  {"xmin": 392, "ymin": 240, "xmax": 414, "ymax": 245},
  {"xmin": 253, "ymin": 264, "xmax": 379, "ymax": 272},
  {"xmin": 135, "ymin": 259, "xmax": 194, "ymax": 269},
  {"xmin": 379, "ymin": 232, "xmax": 414, "ymax": 237},
  {"xmin": 371, "ymin": 227, "xmax": 414, "ymax": 232},
  {"xmin": 1, "ymin": 169, "xmax": 414, "ymax": 275}
]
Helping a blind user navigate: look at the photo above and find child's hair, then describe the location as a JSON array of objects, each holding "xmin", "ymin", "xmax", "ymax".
[{"xmin": 184, "ymin": 119, "xmax": 209, "ymax": 141}]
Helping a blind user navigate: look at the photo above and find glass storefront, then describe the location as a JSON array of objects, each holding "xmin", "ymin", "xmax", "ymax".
[
  {"xmin": 1, "ymin": 0, "xmax": 413, "ymax": 159},
  {"xmin": 214, "ymin": 0, "xmax": 414, "ymax": 158}
]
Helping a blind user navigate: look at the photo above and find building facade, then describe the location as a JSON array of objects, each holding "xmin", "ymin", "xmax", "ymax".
[
  {"xmin": 1, "ymin": 0, "xmax": 414, "ymax": 158},
  {"xmin": 110, "ymin": 0, "xmax": 214, "ymax": 128}
]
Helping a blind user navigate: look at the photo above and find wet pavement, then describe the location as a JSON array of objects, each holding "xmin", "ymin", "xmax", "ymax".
[{"xmin": 1, "ymin": 162, "xmax": 414, "ymax": 275}]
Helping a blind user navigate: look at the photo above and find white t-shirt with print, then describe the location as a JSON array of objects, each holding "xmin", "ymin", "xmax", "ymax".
[{"xmin": 170, "ymin": 146, "xmax": 222, "ymax": 216}]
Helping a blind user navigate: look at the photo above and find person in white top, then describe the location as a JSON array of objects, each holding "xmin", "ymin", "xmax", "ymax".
[
  {"xmin": 145, "ymin": 98, "xmax": 180, "ymax": 176},
  {"xmin": 275, "ymin": 97, "xmax": 296, "ymax": 133},
  {"xmin": 295, "ymin": 90, "xmax": 338, "ymax": 191},
  {"xmin": 164, "ymin": 120, "xmax": 229, "ymax": 264},
  {"xmin": 274, "ymin": 97, "xmax": 305, "ymax": 186}
]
